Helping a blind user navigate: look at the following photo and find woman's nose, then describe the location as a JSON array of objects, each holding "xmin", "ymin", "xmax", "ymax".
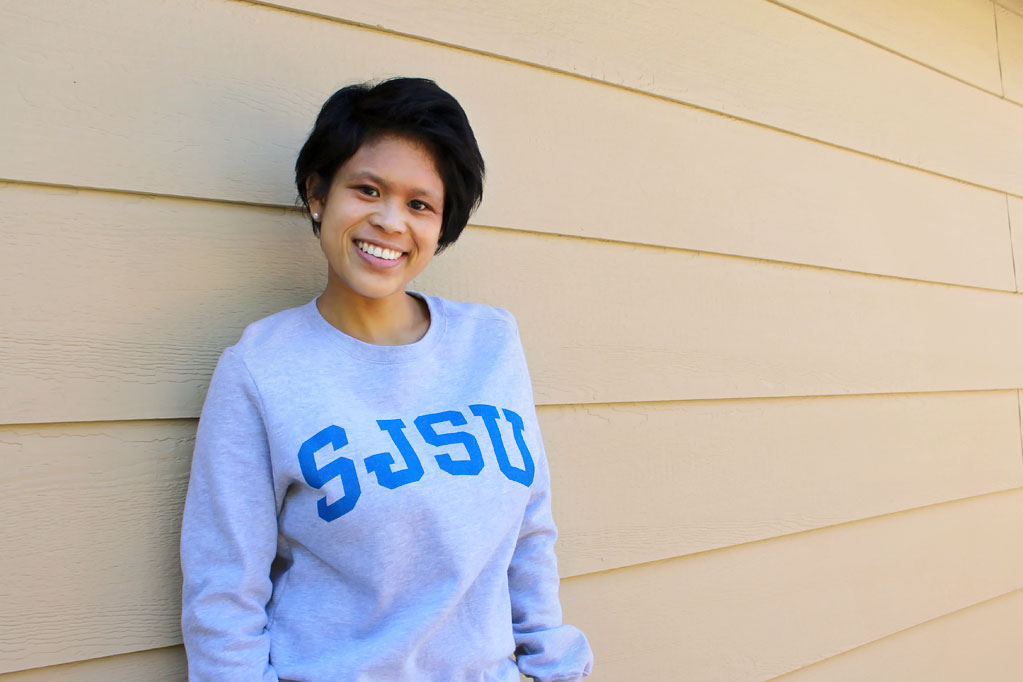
[{"xmin": 370, "ymin": 200, "xmax": 406, "ymax": 233}]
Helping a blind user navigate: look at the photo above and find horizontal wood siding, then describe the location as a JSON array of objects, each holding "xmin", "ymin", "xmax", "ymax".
[
  {"xmin": 0, "ymin": 183, "xmax": 323, "ymax": 424},
  {"xmin": 561, "ymin": 490, "xmax": 1023, "ymax": 681},
  {"xmin": 5, "ymin": 184, "xmax": 1023, "ymax": 423},
  {"xmin": 545, "ymin": 391, "xmax": 1023, "ymax": 575},
  {"xmin": 245, "ymin": 0, "xmax": 1023, "ymax": 194},
  {"xmin": 3, "ymin": 2, "xmax": 1016, "ymax": 287},
  {"xmin": 998, "ymin": 6, "xmax": 1023, "ymax": 103},
  {"xmin": 1010, "ymin": 196, "xmax": 1023, "ymax": 291},
  {"xmin": 0, "ymin": 647, "xmax": 185, "ymax": 682},
  {"xmin": 3, "ymin": 391, "xmax": 1020, "ymax": 670},
  {"xmin": 770, "ymin": 590, "xmax": 1023, "ymax": 682},
  {"xmin": 0, "ymin": 421, "xmax": 191, "ymax": 672},
  {"xmin": 773, "ymin": 0, "xmax": 1003, "ymax": 94},
  {"xmin": 3, "ymin": 0, "xmax": 1022, "ymax": 678}
]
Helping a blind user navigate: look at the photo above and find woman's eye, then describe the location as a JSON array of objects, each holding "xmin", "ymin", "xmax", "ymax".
[
  {"xmin": 356, "ymin": 185, "xmax": 380, "ymax": 197},
  {"xmin": 409, "ymin": 200, "xmax": 430, "ymax": 211}
]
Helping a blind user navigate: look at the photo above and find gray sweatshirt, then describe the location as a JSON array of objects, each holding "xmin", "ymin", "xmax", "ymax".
[{"xmin": 180, "ymin": 294, "xmax": 593, "ymax": 681}]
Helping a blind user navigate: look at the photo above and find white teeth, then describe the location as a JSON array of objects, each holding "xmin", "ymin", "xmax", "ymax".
[{"xmin": 356, "ymin": 240, "xmax": 402, "ymax": 261}]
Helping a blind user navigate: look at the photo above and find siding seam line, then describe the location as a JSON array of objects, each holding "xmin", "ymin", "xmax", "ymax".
[
  {"xmin": 0, "ymin": 644, "xmax": 186, "ymax": 679},
  {"xmin": 996, "ymin": 1, "xmax": 1023, "ymax": 19},
  {"xmin": 236, "ymin": 0, "xmax": 1023, "ymax": 200},
  {"xmin": 1017, "ymin": 390, "xmax": 1023, "ymax": 467},
  {"xmin": 765, "ymin": 0, "xmax": 1005, "ymax": 98},
  {"xmin": 13, "ymin": 388, "xmax": 1020, "ymax": 430},
  {"xmin": 0, "ymin": 177, "xmax": 286, "ymax": 212},
  {"xmin": 760, "ymin": 587, "xmax": 1023, "ymax": 682},
  {"xmin": 536, "ymin": 389, "xmax": 1023, "ymax": 410},
  {"xmin": 995, "ymin": 1, "xmax": 1007, "ymax": 97},
  {"xmin": 563, "ymin": 487, "xmax": 1023, "ymax": 581},
  {"xmin": 1008, "ymin": 195, "xmax": 1019, "ymax": 291},
  {"xmin": 466, "ymin": 222, "xmax": 1022, "ymax": 294}
]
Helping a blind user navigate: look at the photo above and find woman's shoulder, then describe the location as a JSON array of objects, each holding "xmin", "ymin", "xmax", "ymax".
[
  {"xmin": 227, "ymin": 298, "xmax": 318, "ymax": 360},
  {"xmin": 427, "ymin": 293, "xmax": 519, "ymax": 330},
  {"xmin": 425, "ymin": 295, "xmax": 529, "ymax": 366}
]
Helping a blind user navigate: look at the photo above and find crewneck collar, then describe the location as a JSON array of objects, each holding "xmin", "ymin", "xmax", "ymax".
[{"xmin": 304, "ymin": 291, "xmax": 446, "ymax": 364}]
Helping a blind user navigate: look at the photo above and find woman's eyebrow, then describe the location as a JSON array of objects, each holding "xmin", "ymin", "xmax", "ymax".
[{"xmin": 350, "ymin": 170, "xmax": 388, "ymax": 188}]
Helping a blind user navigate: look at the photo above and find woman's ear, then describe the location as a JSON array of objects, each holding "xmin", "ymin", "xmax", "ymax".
[{"xmin": 306, "ymin": 175, "xmax": 326, "ymax": 218}]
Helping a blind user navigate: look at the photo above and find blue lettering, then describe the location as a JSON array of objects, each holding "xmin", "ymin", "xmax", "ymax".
[
  {"xmin": 469, "ymin": 404, "xmax": 534, "ymax": 486},
  {"xmin": 501, "ymin": 408, "xmax": 535, "ymax": 486},
  {"xmin": 414, "ymin": 410, "xmax": 485, "ymax": 476},
  {"xmin": 297, "ymin": 425, "xmax": 361, "ymax": 521},
  {"xmin": 364, "ymin": 419, "xmax": 425, "ymax": 489}
]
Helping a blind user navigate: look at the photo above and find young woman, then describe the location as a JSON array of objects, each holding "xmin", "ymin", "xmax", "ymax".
[{"xmin": 180, "ymin": 77, "xmax": 593, "ymax": 682}]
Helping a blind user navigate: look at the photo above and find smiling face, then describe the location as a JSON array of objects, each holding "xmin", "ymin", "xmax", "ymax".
[{"xmin": 309, "ymin": 133, "xmax": 445, "ymax": 308}]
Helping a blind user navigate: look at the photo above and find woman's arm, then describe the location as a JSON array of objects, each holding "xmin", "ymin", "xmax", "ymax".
[
  {"xmin": 509, "ymin": 440, "xmax": 594, "ymax": 681},
  {"xmin": 503, "ymin": 317, "xmax": 593, "ymax": 681},
  {"xmin": 180, "ymin": 347, "xmax": 281, "ymax": 681}
]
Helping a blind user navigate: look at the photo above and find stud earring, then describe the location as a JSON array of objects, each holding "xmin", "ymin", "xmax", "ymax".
[{"xmin": 312, "ymin": 212, "xmax": 321, "ymax": 221}]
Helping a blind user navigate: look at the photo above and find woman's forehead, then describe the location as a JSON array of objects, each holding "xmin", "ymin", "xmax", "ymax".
[{"xmin": 340, "ymin": 134, "xmax": 444, "ymax": 197}]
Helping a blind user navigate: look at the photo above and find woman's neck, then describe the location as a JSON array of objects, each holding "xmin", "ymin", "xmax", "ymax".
[{"xmin": 316, "ymin": 285, "xmax": 430, "ymax": 346}]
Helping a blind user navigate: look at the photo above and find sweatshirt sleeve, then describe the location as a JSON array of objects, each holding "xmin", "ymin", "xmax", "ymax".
[
  {"xmin": 509, "ymin": 419, "xmax": 594, "ymax": 681},
  {"xmin": 180, "ymin": 347, "xmax": 281, "ymax": 682}
]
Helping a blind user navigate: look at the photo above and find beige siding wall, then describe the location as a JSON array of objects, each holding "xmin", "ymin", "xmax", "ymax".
[{"xmin": 2, "ymin": 0, "xmax": 1021, "ymax": 680}]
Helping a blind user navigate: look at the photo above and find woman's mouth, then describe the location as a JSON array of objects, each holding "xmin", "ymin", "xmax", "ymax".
[{"xmin": 354, "ymin": 240, "xmax": 404, "ymax": 261}]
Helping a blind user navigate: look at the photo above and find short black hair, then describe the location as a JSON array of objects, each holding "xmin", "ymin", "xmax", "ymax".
[{"xmin": 295, "ymin": 77, "xmax": 485, "ymax": 252}]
